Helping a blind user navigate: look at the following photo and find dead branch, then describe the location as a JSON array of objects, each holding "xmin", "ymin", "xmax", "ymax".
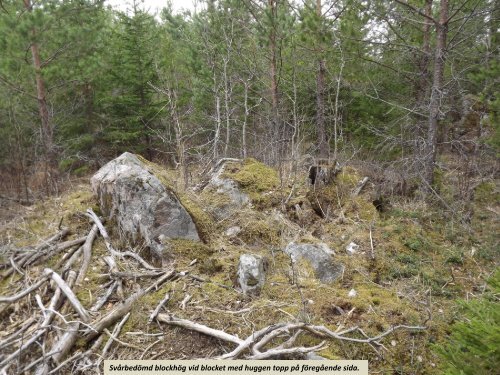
[
  {"xmin": 247, "ymin": 342, "xmax": 326, "ymax": 359},
  {"xmin": 51, "ymin": 322, "xmax": 80, "ymax": 364},
  {"xmin": 75, "ymin": 224, "xmax": 99, "ymax": 285},
  {"xmin": 0, "ymin": 274, "xmax": 50, "ymax": 303},
  {"xmin": 103, "ymin": 255, "xmax": 123, "ymax": 300},
  {"xmin": 148, "ymin": 293, "xmax": 170, "ymax": 323},
  {"xmin": 0, "ymin": 283, "xmax": 62, "ymax": 368},
  {"xmin": 156, "ymin": 314, "xmax": 244, "ymax": 346},
  {"xmin": 20, "ymin": 348, "xmax": 61, "ymax": 374},
  {"xmin": 61, "ymin": 246, "xmax": 82, "ymax": 271},
  {"xmin": 85, "ymin": 208, "xmax": 118, "ymax": 256},
  {"xmin": 0, "ymin": 317, "xmax": 36, "ymax": 351},
  {"xmin": 47, "ymin": 334, "xmax": 105, "ymax": 375},
  {"xmin": 102, "ymin": 327, "xmax": 141, "ymax": 350},
  {"xmin": 90, "ymin": 281, "xmax": 117, "ymax": 312},
  {"xmin": 84, "ymin": 270, "xmax": 175, "ymax": 342},
  {"xmin": 28, "ymin": 236, "xmax": 86, "ymax": 267},
  {"xmin": 179, "ymin": 294, "xmax": 191, "ymax": 310},
  {"xmin": 97, "ymin": 312, "xmax": 131, "ymax": 368},
  {"xmin": 44, "ymin": 268, "xmax": 90, "ymax": 322},
  {"xmin": 156, "ymin": 315, "xmax": 426, "ymax": 359}
]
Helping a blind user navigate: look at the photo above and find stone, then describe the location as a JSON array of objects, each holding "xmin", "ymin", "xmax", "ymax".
[
  {"xmin": 345, "ymin": 242, "xmax": 359, "ymax": 255},
  {"xmin": 284, "ymin": 242, "xmax": 344, "ymax": 283},
  {"xmin": 225, "ymin": 226, "xmax": 241, "ymax": 237},
  {"xmin": 204, "ymin": 163, "xmax": 250, "ymax": 220},
  {"xmin": 91, "ymin": 152, "xmax": 200, "ymax": 263},
  {"xmin": 305, "ymin": 352, "xmax": 327, "ymax": 360},
  {"xmin": 237, "ymin": 254, "xmax": 266, "ymax": 296}
]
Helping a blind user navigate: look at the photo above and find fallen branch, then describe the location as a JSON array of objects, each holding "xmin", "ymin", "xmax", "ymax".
[
  {"xmin": 0, "ymin": 284, "xmax": 63, "ymax": 368},
  {"xmin": 247, "ymin": 342, "xmax": 326, "ymax": 360},
  {"xmin": 148, "ymin": 293, "xmax": 170, "ymax": 323},
  {"xmin": 156, "ymin": 315, "xmax": 426, "ymax": 359},
  {"xmin": 44, "ymin": 268, "xmax": 90, "ymax": 322},
  {"xmin": 84, "ymin": 270, "xmax": 176, "ymax": 342},
  {"xmin": 47, "ymin": 334, "xmax": 105, "ymax": 375},
  {"xmin": 156, "ymin": 314, "xmax": 243, "ymax": 346},
  {"xmin": 97, "ymin": 312, "xmax": 131, "ymax": 368},
  {"xmin": 76, "ymin": 224, "xmax": 99, "ymax": 285},
  {"xmin": 0, "ymin": 274, "xmax": 50, "ymax": 303},
  {"xmin": 27, "ymin": 236, "xmax": 86, "ymax": 268},
  {"xmin": 90, "ymin": 281, "xmax": 117, "ymax": 312}
]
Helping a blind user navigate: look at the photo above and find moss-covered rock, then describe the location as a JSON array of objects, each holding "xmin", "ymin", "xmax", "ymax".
[{"xmin": 221, "ymin": 158, "xmax": 281, "ymax": 209}]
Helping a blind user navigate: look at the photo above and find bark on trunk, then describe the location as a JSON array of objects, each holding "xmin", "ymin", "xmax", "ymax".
[
  {"xmin": 23, "ymin": 0, "xmax": 52, "ymax": 160},
  {"xmin": 269, "ymin": 0, "xmax": 279, "ymax": 135},
  {"xmin": 416, "ymin": 0, "xmax": 433, "ymax": 107},
  {"xmin": 316, "ymin": 0, "xmax": 328, "ymax": 159},
  {"xmin": 423, "ymin": 0, "xmax": 448, "ymax": 189}
]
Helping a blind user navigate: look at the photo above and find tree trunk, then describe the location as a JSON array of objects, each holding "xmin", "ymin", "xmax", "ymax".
[
  {"xmin": 416, "ymin": 0, "xmax": 433, "ymax": 107},
  {"xmin": 23, "ymin": 0, "xmax": 52, "ymax": 161},
  {"xmin": 223, "ymin": 57, "xmax": 231, "ymax": 157},
  {"xmin": 242, "ymin": 80, "xmax": 249, "ymax": 159},
  {"xmin": 422, "ymin": 0, "xmax": 448, "ymax": 189},
  {"xmin": 316, "ymin": 0, "xmax": 328, "ymax": 158},
  {"xmin": 268, "ymin": 0, "xmax": 279, "ymax": 137}
]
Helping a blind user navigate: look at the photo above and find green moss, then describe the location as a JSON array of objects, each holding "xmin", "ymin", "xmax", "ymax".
[
  {"xmin": 222, "ymin": 158, "xmax": 281, "ymax": 209},
  {"xmin": 335, "ymin": 166, "xmax": 362, "ymax": 189},
  {"xmin": 178, "ymin": 196, "xmax": 215, "ymax": 243},
  {"xmin": 240, "ymin": 219, "xmax": 281, "ymax": 245},
  {"xmin": 224, "ymin": 158, "xmax": 279, "ymax": 192},
  {"xmin": 199, "ymin": 258, "xmax": 223, "ymax": 275},
  {"xmin": 475, "ymin": 181, "xmax": 499, "ymax": 203},
  {"xmin": 168, "ymin": 239, "xmax": 214, "ymax": 263},
  {"xmin": 306, "ymin": 166, "xmax": 377, "ymax": 221},
  {"xmin": 343, "ymin": 196, "xmax": 378, "ymax": 221}
]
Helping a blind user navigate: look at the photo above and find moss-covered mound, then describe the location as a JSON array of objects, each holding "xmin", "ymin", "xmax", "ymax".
[
  {"xmin": 222, "ymin": 158, "xmax": 281, "ymax": 209},
  {"xmin": 306, "ymin": 166, "xmax": 377, "ymax": 221}
]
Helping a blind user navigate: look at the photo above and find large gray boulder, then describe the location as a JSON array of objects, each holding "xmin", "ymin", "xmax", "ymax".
[
  {"xmin": 237, "ymin": 254, "xmax": 266, "ymax": 296},
  {"xmin": 91, "ymin": 152, "xmax": 200, "ymax": 263},
  {"xmin": 284, "ymin": 242, "xmax": 344, "ymax": 283}
]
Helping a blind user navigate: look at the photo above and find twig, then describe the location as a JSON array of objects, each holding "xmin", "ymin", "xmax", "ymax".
[
  {"xmin": 148, "ymin": 293, "xmax": 170, "ymax": 323},
  {"xmin": 156, "ymin": 314, "xmax": 243, "ymax": 345},
  {"xmin": 97, "ymin": 313, "xmax": 131, "ymax": 368},
  {"xmin": 179, "ymin": 294, "xmax": 191, "ymax": 310},
  {"xmin": 369, "ymin": 222, "xmax": 375, "ymax": 260},
  {"xmin": 0, "ymin": 274, "xmax": 50, "ymax": 303},
  {"xmin": 247, "ymin": 341, "xmax": 326, "ymax": 359}
]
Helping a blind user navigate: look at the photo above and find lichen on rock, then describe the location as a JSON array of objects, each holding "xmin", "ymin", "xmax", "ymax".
[
  {"xmin": 91, "ymin": 152, "xmax": 201, "ymax": 264},
  {"xmin": 237, "ymin": 253, "xmax": 267, "ymax": 295},
  {"xmin": 284, "ymin": 241, "xmax": 344, "ymax": 283}
]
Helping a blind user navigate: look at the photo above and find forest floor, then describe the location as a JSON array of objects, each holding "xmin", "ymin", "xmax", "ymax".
[{"xmin": 0, "ymin": 156, "xmax": 498, "ymax": 374}]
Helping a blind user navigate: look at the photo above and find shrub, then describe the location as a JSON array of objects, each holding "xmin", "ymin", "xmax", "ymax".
[{"xmin": 433, "ymin": 270, "xmax": 500, "ymax": 374}]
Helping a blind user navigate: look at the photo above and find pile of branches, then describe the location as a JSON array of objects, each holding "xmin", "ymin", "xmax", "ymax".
[
  {"xmin": 0, "ymin": 209, "xmax": 180, "ymax": 374},
  {"xmin": 0, "ymin": 208, "xmax": 426, "ymax": 374}
]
